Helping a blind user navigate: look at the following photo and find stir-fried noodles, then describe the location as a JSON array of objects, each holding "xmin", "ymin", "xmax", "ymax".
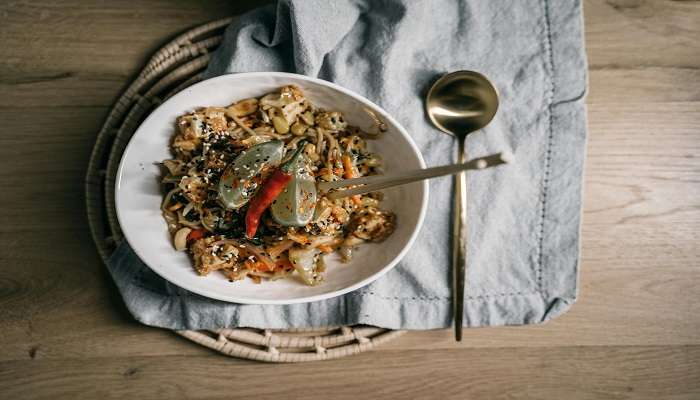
[{"xmin": 160, "ymin": 86, "xmax": 396, "ymax": 285}]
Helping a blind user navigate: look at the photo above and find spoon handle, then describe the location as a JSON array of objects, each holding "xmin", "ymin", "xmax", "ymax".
[
  {"xmin": 453, "ymin": 141, "xmax": 467, "ymax": 341},
  {"xmin": 321, "ymin": 152, "xmax": 513, "ymax": 200}
]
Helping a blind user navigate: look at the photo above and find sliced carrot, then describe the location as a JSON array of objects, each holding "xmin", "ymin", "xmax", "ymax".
[
  {"xmin": 317, "ymin": 244, "xmax": 334, "ymax": 254},
  {"xmin": 341, "ymin": 154, "xmax": 356, "ymax": 179},
  {"xmin": 275, "ymin": 258, "xmax": 294, "ymax": 271},
  {"xmin": 167, "ymin": 202, "xmax": 184, "ymax": 211},
  {"xmin": 341, "ymin": 153, "xmax": 362, "ymax": 206},
  {"xmin": 259, "ymin": 260, "xmax": 275, "ymax": 272},
  {"xmin": 287, "ymin": 231, "xmax": 309, "ymax": 245},
  {"xmin": 244, "ymin": 259, "xmax": 275, "ymax": 273}
]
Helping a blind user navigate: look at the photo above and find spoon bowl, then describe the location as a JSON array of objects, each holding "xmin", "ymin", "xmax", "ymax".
[{"xmin": 426, "ymin": 71, "xmax": 499, "ymax": 138}]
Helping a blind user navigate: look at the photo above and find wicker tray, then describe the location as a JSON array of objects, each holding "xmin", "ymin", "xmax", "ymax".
[{"xmin": 84, "ymin": 18, "xmax": 404, "ymax": 363}]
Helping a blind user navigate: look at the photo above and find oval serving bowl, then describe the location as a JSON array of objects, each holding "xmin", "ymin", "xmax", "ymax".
[{"xmin": 115, "ymin": 72, "xmax": 428, "ymax": 304}]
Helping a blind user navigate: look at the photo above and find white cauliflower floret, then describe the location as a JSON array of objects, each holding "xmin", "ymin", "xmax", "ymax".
[
  {"xmin": 178, "ymin": 175, "xmax": 208, "ymax": 204},
  {"xmin": 173, "ymin": 114, "xmax": 205, "ymax": 152},
  {"xmin": 203, "ymin": 108, "xmax": 228, "ymax": 132},
  {"xmin": 191, "ymin": 237, "xmax": 240, "ymax": 276},
  {"xmin": 316, "ymin": 112, "xmax": 347, "ymax": 131},
  {"xmin": 347, "ymin": 208, "xmax": 396, "ymax": 242}
]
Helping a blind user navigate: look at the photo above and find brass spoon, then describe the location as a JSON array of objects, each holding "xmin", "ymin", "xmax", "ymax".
[{"xmin": 426, "ymin": 71, "xmax": 499, "ymax": 341}]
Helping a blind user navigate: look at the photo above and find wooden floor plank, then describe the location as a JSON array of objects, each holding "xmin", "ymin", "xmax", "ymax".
[
  {"xmin": 2, "ymin": 66, "xmax": 699, "ymax": 109},
  {"xmin": 587, "ymin": 68, "xmax": 700, "ymax": 104},
  {"xmin": 584, "ymin": 0, "xmax": 700, "ymax": 69},
  {"xmin": 0, "ymin": 1, "xmax": 269, "ymax": 76},
  {"xmin": 1, "ymin": 346, "xmax": 699, "ymax": 400}
]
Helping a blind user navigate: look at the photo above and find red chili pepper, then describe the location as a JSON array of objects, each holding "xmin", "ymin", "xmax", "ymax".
[
  {"xmin": 245, "ymin": 142, "xmax": 307, "ymax": 238},
  {"xmin": 245, "ymin": 169, "xmax": 292, "ymax": 238},
  {"xmin": 187, "ymin": 228, "xmax": 207, "ymax": 242}
]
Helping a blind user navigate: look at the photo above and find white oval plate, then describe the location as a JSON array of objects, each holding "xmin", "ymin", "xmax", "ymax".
[{"xmin": 115, "ymin": 72, "xmax": 428, "ymax": 304}]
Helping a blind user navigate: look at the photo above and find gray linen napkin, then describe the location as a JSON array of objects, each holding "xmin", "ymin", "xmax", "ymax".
[{"xmin": 108, "ymin": 0, "xmax": 587, "ymax": 329}]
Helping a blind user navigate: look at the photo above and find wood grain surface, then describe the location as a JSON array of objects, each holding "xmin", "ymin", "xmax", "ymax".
[{"xmin": 1, "ymin": 0, "xmax": 699, "ymax": 398}]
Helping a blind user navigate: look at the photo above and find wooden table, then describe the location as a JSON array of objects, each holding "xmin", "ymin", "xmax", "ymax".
[{"xmin": 1, "ymin": 1, "xmax": 698, "ymax": 398}]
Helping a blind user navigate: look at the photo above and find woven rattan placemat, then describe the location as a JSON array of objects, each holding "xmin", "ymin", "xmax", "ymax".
[{"xmin": 84, "ymin": 18, "xmax": 404, "ymax": 363}]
